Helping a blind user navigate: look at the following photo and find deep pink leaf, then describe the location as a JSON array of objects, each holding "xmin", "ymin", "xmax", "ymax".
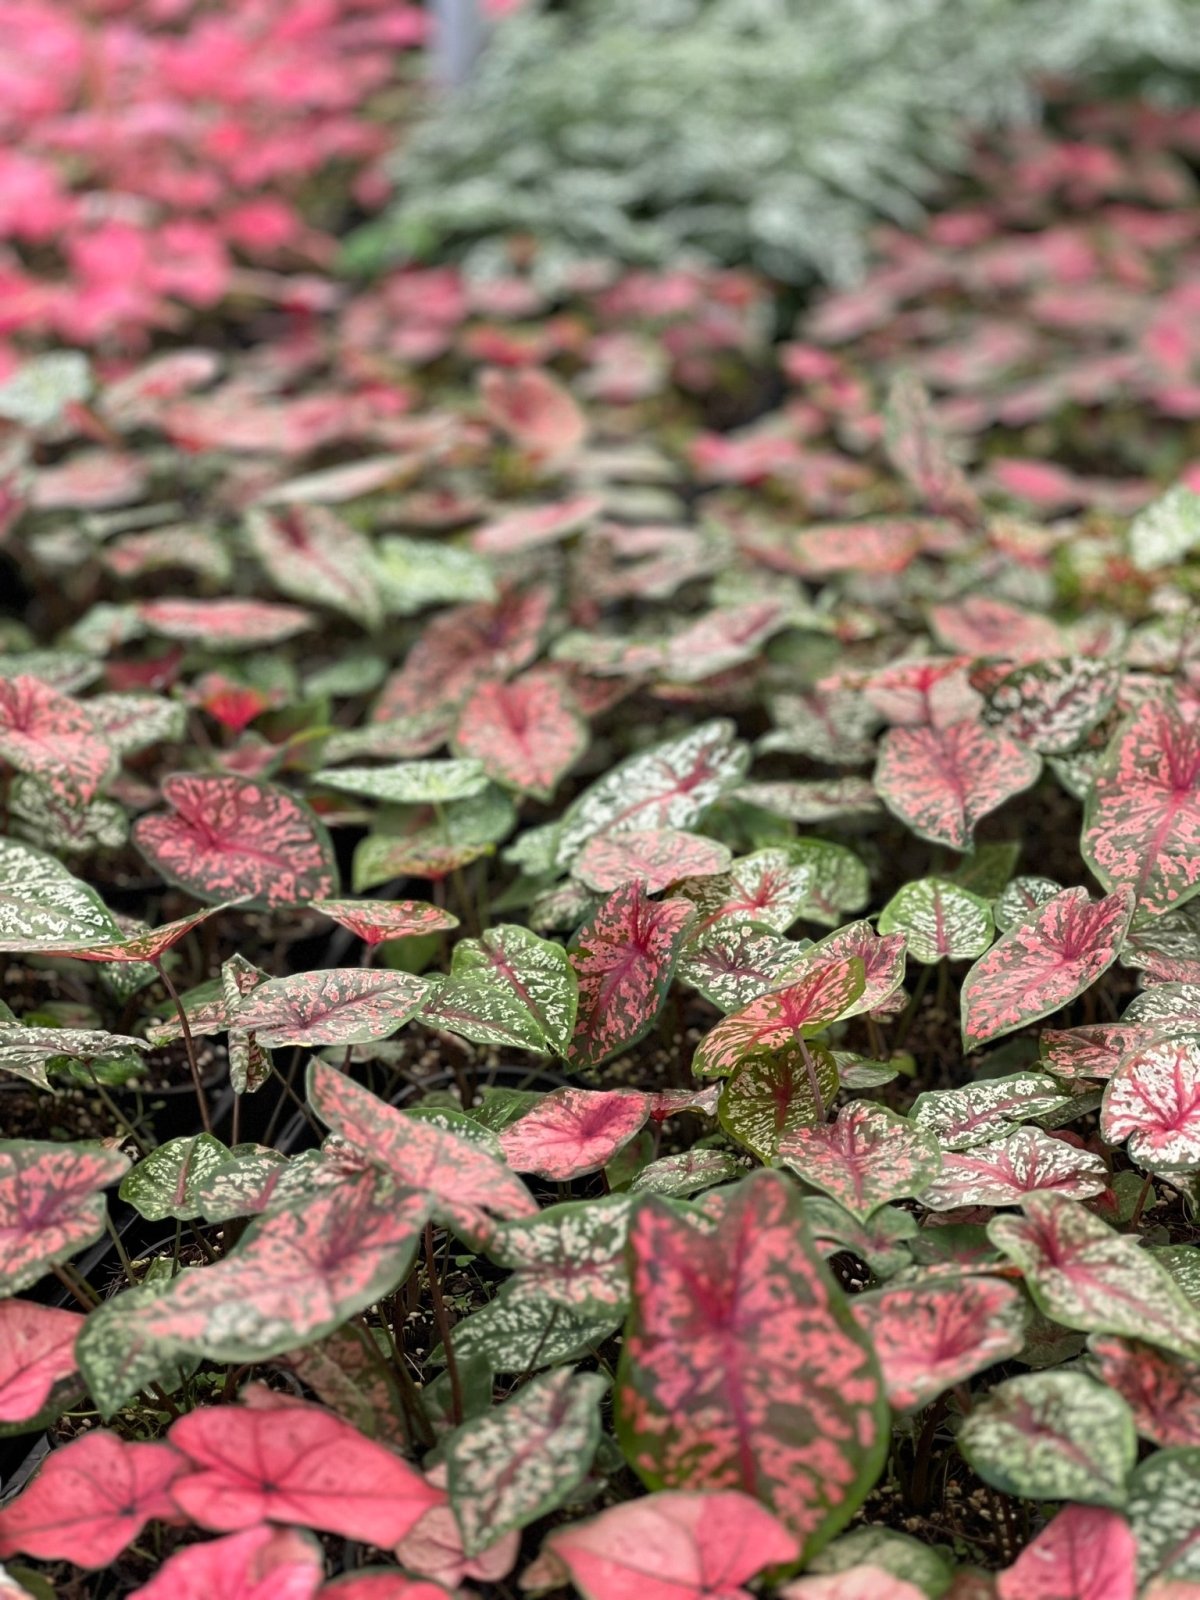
[
  {"xmin": 0, "ymin": 1430, "xmax": 183, "ymax": 1568},
  {"xmin": 1090, "ymin": 1336, "xmax": 1200, "ymax": 1448},
  {"xmin": 875, "ymin": 720, "xmax": 1042, "ymax": 850},
  {"xmin": 232, "ymin": 969, "xmax": 432, "ymax": 1047},
  {"xmin": 0, "ymin": 1140, "xmax": 128, "ymax": 1293},
  {"xmin": 134, "ymin": 774, "xmax": 337, "ymax": 908},
  {"xmin": 996, "ymin": 1504, "xmax": 1137, "ymax": 1600},
  {"xmin": 500, "ymin": 1088, "xmax": 653, "ymax": 1179},
  {"xmin": 0, "ymin": 675, "xmax": 111, "ymax": 802},
  {"xmin": 961, "ymin": 887, "xmax": 1134, "ymax": 1049},
  {"xmin": 574, "ymin": 829, "xmax": 731, "ymax": 895},
  {"xmin": 320, "ymin": 1576, "xmax": 450, "ymax": 1600},
  {"xmin": 314, "ymin": 898, "xmax": 459, "ymax": 946},
  {"xmin": 567, "ymin": 882, "xmax": 695, "ymax": 1070},
  {"xmin": 0, "ymin": 1299, "xmax": 83, "ymax": 1422},
  {"xmin": 691, "ymin": 956, "xmax": 866, "ymax": 1079},
  {"xmin": 455, "ymin": 673, "xmax": 587, "ymax": 800},
  {"xmin": 131, "ymin": 1526, "xmax": 324, "ymax": 1600},
  {"xmin": 479, "ymin": 367, "xmax": 586, "ymax": 470},
  {"xmin": 394, "ymin": 1461, "xmax": 518, "ymax": 1587}
]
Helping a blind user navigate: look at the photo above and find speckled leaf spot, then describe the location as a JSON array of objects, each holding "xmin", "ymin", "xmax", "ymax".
[
  {"xmin": 422, "ymin": 923, "xmax": 578, "ymax": 1055},
  {"xmin": 1101, "ymin": 1035, "xmax": 1200, "ymax": 1174},
  {"xmin": 0, "ymin": 837, "xmax": 122, "ymax": 952},
  {"xmin": 137, "ymin": 595, "xmax": 315, "ymax": 647},
  {"xmin": 283, "ymin": 1326, "xmax": 409, "ymax": 1450},
  {"xmin": 631, "ymin": 1149, "xmax": 746, "ymax": 1198},
  {"xmin": 306, "ymin": 1058, "xmax": 536, "ymax": 1241},
  {"xmin": 168, "ymin": 1397, "xmax": 443, "ymax": 1546},
  {"xmin": 77, "ymin": 1171, "xmax": 430, "ymax": 1399},
  {"xmin": 1128, "ymin": 1448, "xmax": 1200, "ymax": 1585},
  {"xmin": 126, "ymin": 1525, "xmax": 324, "ymax": 1600},
  {"xmin": 118, "ymin": 1133, "xmax": 230, "ymax": 1223},
  {"xmin": 994, "ymin": 874, "xmax": 1065, "ymax": 932},
  {"xmin": 553, "ymin": 719, "xmax": 748, "ymax": 870},
  {"xmin": 500, "ymin": 1089, "xmax": 652, "ymax": 1180},
  {"xmin": 874, "ymin": 720, "xmax": 1041, "ymax": 851},
  {"xmin": 0, "ymin": 1299, "xmax": 83, "ymax": 1425},
  {"xmin": 958, "ymin": 1370, "xmax": 1137, "ymax": 1505},
  {"xmin": 737, "ymin": 777, "xmax": 883, "ymax": 827},
  {"xmin": 0, "ymin": 1026, "xmax": 147, "ymax": 1092},
  {"xmin": 777, "ymin": 1102, "xmax": 941, "ymax": 1222},
  {"xmin": 134, "ymin": 774, "xmax": 337, "ymax": 908},
  {"xmin": 885, "ymin": 372, "xmax": 982, "ymax": 523},
  {"xmin": 85, "ymin": 691, "xmax": 187, "ymax": 757},
  {"xmin": 1090, "ymin": 1335, "xmax": 1200, "ymax": 1448},
  {"xmin": 454, "ymin": 673, "xmax": 588, "ymax": 800},
  {"xmin": 850, "ymin": 1279, "xmax": 1026, "ymax": 1413},
  {"xmin": 244, "ymin": 505, "xmax": 383, "ymax": 629},
  {"xmin": 996, "ymin": 1504, "xmax": 1138, "ymax": 1600},
  {"xmin": 677, "ymin": 921, "xmax": 808, "ymax": 1013},
  {"xmin": 567, "ymin": 882, "xmax": 695, "ymax": 1071},
  {"xmin": 0, "ymin": 675, "xmax": 112, "ymax": 803},
  {"xmin": 877, "ymin": 878, "xmax": 993, "ymax": 964},
  {"xmin": 960, "ymin": 887, "xmax": 1134, "ymax": 1050},
  {"xmin": 541, "ymin": 1489, "xmax": 799, "ymax": 1600},
  {"xmin": 488, "ymin": 1196, "xmax": 634, "ymax": 1317},
  {"xmin": 1122, "ymin": 899, "xmax": 1200, "ymax": 985},
  {"xmin": 980, "ymin": 656, "xmax": 1121, "ymax": 755},
  {"xmin": 0, "ymin": 1140, "xmax": 128, "ymax": 1294},
  {"xmin": 920, "ymin": 1126, "xmax": 1108, "ymax": 1210},
  {"xmin": 573, "ymin": 829, "xmax": 732, "ymax": 895},
  {"xmin": 676, "ymin": 848, "xmax": 815, "ymax": 935},
  {"xmin": 447, "ymin": 1368, "xmax": 607, "ymax": 1556},
  {"xmin": 718, "ymin": 1042, "xmax": 841, "ymax": 1162},
  {"xmin": 988, "ymin": 1193, "xmax": 1200, "ymax": 1359},
  {"xmin": 691, "ymin": 956, "xmax": 866, "ymax": 1080},
  {"xmin": 615, "ymin": 1171, "xmax": 888, "ymax": 1555},
  {"xmin": 231, "ymin": 969, "xmax": 432, "ymax": 1048},
  {"xmin": 148, "ymin": 952, "xmax": 269, "ymax": 1046},
  {"xmin": 0, "ymin": 1430, "xmax": 184, "ymax": 1570},
  {"xmin": 1083, "ymin": 698, "xmax": 1200, "ymax": 918},
  {"xmin": 912, "ymin": 1073, "xmax": 1073, "ymax": 1151},
  {"xmin": 760, "ymin": 687, "xmax": 879, "ymax": 766},
  {"xmin": 314, "ymin": 897, "xmax": 459, "ymax": 946}
]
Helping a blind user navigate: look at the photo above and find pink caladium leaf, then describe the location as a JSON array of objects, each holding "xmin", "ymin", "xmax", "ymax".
[
  {"xmin": 168, "ymin": 1399, "xmax": 443, "ymax": 1546},
  {"xmin": 858, "ymin": 656, "xmax": 976, "ymax": 727},
  {"xmin": 231, "ymin": 969, "xmax": 432, "ymax": 1048},
  {"xmin": 788, "ymin": 922, "xmax": 908, "ymax": 1012},
  {"xmin": 1040, "ymin": 1025, "xmax": 1163, "ymax": 1083},
  {"xmin": 479, "ymin": 366, "xmax": 587, "ymax": 470},
  {"xmin": 0, "ymin": 675, "xmax": 112, "ymax": 803},
  {"xmin": 616, "ymin": 1171, "xmax": 888, "ymax": 1553},
  {"xmin": 471, "ymin": 494, "xmax": 601, "ymax": 555},
  {"xmin": 422, "ymin": 923, "xmax": 578, "ymax": 1055},
  {"xmin": 1082, "ymin": 698, "xmax": 1200, "ymax": 918},
  {"xmin": 0, "ymin": 1430, "xmax": 184, "ymax": 1568},
  {"xmin": 928, "ymin": 596, "xmax": 1065, "ymax": 660},
  {"xmin": 850, "ymin": 1279, "xmax": 1027, "ymax": 1413},
  {"xmin": 500, "ymin": 1088, "xmax": 653, "ymax": 1179},
  {"xmin": 884, "ymin": 372, "xmax": 983, "ymax": 523},
  {"xmin": 988, "ymin": 1193, "xmax": 1200, "ymax": 1359},
  {"xmin": 134, "ymin": 774, "xmax": 338, "ymax": 908},
  {"xmin": 130, "ymin": 1525, "xmax": 325, "ymax": 1600},
  {"xmin": 454, "ymin": 673, "xmax": 588, "ymax": 800},
  {"xmin": 961, "ymin": 885, "xmax": 1134, "ymax": 1050},
  {"xmin": 677, "ymin": 921, "xmax": 807, "ymax": 1013},
  {"xmin": 574, "ymin": 829, "xmax": 732, "ymax": 895},
  {"xmin": 875, "ymin": 720, "xmax": 1042, "ymax": 851},
  {"xmin": 0, "ymin": 1299, "xmax": 83, "ymax": 1423},
  {"xmin": 1090, "ymin": 1336, "xmax": 1200, "ymax": 1448},
  {"xmin": 138, "ymin": 597, "xmax": 315, "ymax": 648},
  {"xmin": 244, "ymin": 506, "xmax": 383, "ymax": 629},
  {"xmin": 659, "ymin": 600, "xmax": 794, "ymax": 684},
  {"xmin": 541, "ymin": 1490, "xmax": 800, "ymax": 1600},
  {"xmin": 717, "ymin": 1041, "xmax": 841, "ymax": 1162},
  {"xmin": 995, "ymin": 1504, "xmax": 1137, "ymax": 1600},
  {"xmin": 0, "ymin": 1140, "xmax": 128, "ymax": 1293},
  {"xmin": 777, "ymin": 1102, "xmax": 942, "ymax": 1221},
  {"xmin": 313, "ymin": 898, "xmax": 459, "ymax": 946},
  {"xmin": 306, "ymin": 1058, "xmax": 537, "ymax": 1240},
  {"xmin": 920, "ymin": 1127, "xmax": 1108, "ymax": 1209},
  {"xmin": 1101, "ymin": 1036, "xmax": 1200, "ymax": 1174},
  {"xmin": 567, "ymin": 882, "xmax": 696, "ymax": 1071},
  {"xmin": 320, "ymin": 1574, "xmax": 450, "ymax": 1600},
  {"xmin": 691, "ymin": 956, "xmax": 866, "ymax": 1079},
  {"xmin": 677, "ymin": 848, "xmax": 815, "ymax": 936},
  {"xmin": 979, "ymin": 657, "xmax": 1121, "ymax": 755},
  {"xmin": 394, "ymin": 1461, "xmax": 519, "ymax": 1588}
]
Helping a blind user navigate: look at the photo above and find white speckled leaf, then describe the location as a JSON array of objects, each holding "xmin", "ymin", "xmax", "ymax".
[
  {"xmin": 1127, "ymin": 1447, "xmax": 1200, "ymax": 1583},
  {"xmin": 1102, "ymin": 1035, "xmax": 1200, "ymax": 1174},
  {"xmin": 0, "ymin": 838, "xmax": 121, "ymax": 952},
  {"xmin": 878, "ymin": 878, "xmax": 993, "ymax": 964},
  {"xmin": 911, "ymin": 1073, "xmax": 1072, "ymax": 1152}
]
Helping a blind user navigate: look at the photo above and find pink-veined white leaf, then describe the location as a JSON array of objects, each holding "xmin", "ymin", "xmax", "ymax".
[
  {"xmin": 877, "ymin": 878, "xmax": 993, "ymax": 964},
  {"xmin": 244, "ymin": 506, "xmax": 383, "ymax": 629},
  {"xmin": 0, "ymin": 1299, "xmax": 83, "ymax": 1423},
  {"xmin": 567, "ymin": 882, "xmax": 695, "ymax": 1071},
  {"xmin": 980, "ymin": 657, "xmax": 1121, "ymax": 755},
  {"xmin": 0, "ymin": 837, "xmax": 123, "ymax": 952},
  {"xmin": 130, "ymin": 1525, "xmax": 324, "ymax": 1600},
  {"xmin": 1090, "ymin": 1335, "xmax": 1200, "ymax": 1448},
  {"xmin": 960, "ymin": 887, "xmax": 1134, "ymax": 1049},
  {"xmin": 920, "ymin": 1127, "xmax": 1108, "ymax": 1210},
  {"xmin": 134, "ymin": 774, "xmax": 337, "ymax": 908},
  {"xmin": 691, "ymin": 956, "xmax": 866, "ymax": 1080},
  {"xmin": 422, "ymin": 922, "xmax": 578, "ymax": 1055},
  {"xmin": 1101, "ymin": 1036, "xmax": 1200, "ymax": 1174},
  {"xmin": 850, "ymin": 1279, "xmax": 1027, "ymax": 1412},
  {"xmin": 470, "ymin": 495, "xmax": 601, "ymax": 555},
  {"xmin": 454, "ymin": 673, "xmax": 588, "ymax": 800},
  {"xmin": 996, "ymin": 1504, "xmax": 1137, "ymax": 1600},
  {"xmin": 138, "ymin": 597, "xmax": 315, "ymax": 648},
  {"xmin": 616, "ymin": 1172, "xmax": 887, "ymax": 1554},
  {"xmin": 0, "ymin": 1140, "xmax": 128, "ymax": 1293},
  {"xmin": 912, "ymin": 1073, "xmax": 1072, "ymax": 1152},
  {"xmin": 499, "ymin": 1088, "xmax": 652, "ymax": 1180},
  {"xmin": 573, "ymin": 829, "xmax": 732, "ymax": 895},
  {"xmin": 313, "ymin": 898, "xmax": 459, "ymax": 946},
  {"xmin": 777, "ymin": 1102, "xmax": 941, "ymax": 1221},
  {"xmin": 676, "ymin": 848, "xmax": 814, "ymax": 936},
  {"xmin": 0, "ymin": 676, "xmax": 112, "ymax": 803},
  {"xmin": 875, "ymin": 720, "xmax": 1042, "ymax": 851},
  {"xmin": 232, "ymin": 969, "xmax": 432, "ymax": 1048}
]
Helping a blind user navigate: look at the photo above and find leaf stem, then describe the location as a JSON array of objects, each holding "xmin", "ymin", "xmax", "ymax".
[
  {"xmin": 425, "ymin": 1221, "xmax": 463, "ymax": 1427},
  {"xmin": 51, "ymin": 1261, "xmax": 101, "ymax": 1311},
  {"xmin": 154, "ymin": 959, "xmax": 212, "ymax": 1133}
]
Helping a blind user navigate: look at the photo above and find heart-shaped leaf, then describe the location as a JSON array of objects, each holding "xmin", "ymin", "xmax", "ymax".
[
  {"xmin": 0, "ymin": 676, "xmax": 112, "ymax": 803},
  {"xmin": 499, "ymin": 1089, "xmax": 652, "ymax": 1180},
  {"xmin": 1090, "ymin": 1336, "xmax": 1200, "ymax": 1448},
  {"xmin": 129, "ymin": 1525, "xmax": 324, "ymax": 1600},
  {"xmin": 875, "ymin": 720, "xmax": 1041, "ymax": 850},
  {"xmin": 911, "ymin": 1072, "xmax": 1072, "ymax": 1151},
  {"xmin": 877, "ymin": 878, "xmax": 993, "ymax": 964},
  {"xmin": 0, "ymin": 1300, "xmax": 83, "ymax": 1424},
  {"xmin": 448, "ymin": 1295, "xmax": 619, "ymax": 1375},
  {"xmin": 314, "ymin": 898, "xmax": 459, "ymax": 946},
  {"xmin": 375, "ymin": 586, "xmax": 549, "ymax": 720},
  {"xmin": 778, "ymin": 1103, "xmax": 941, "ymax": 1221},
  {"xmin": 0, "ymin": 837, "xmax": 121, "ymax": 952},
  {"xmin": 616, "ymin": 1171, "xmax": 887, "ymax": 1554},
  {"xmin": 995, "ymin": 1504, "xmax": 1137, "ymax": 1600},
  {"xmin": 1101, "ymin": 1036, "xmax": 1200, "ymax": 1174},
  {"xmin": 454, "ymin": 673, "xmax": 588, "ymax": 800},
  {"xmin": 919, "ymin": 1127, "xmax": 1108, "ymax": 1210},
  {"xmin": 487, "ymin": 1196, "xmax": 633, "ymax": 1318},
  {"xmin": 850, "ymin": 1279, "xmax": 1026, "ymax": 1412},
  {"xmin": 567, "ymin": 882, "xmax": 695, "ymax": 1070},
  {"xmin": 119, "ymin": 1134, "xmax": 230, "ymax": 1222},
  {"xmin": 678, "ymin": 921, "xmax": 808, "ymax": 1013},
  {"xmin": 786, "ymin": 840, "xmax": 871, "ymax": 927},
  {"xmin": 691, "ymin": 957, "xmax": 866, "ymax": 1079},
  {"xmin": 0, "ymin": 1140, "xmax": 128, "ymax": 1293},
  {"xmin": 138, "ymin": 596, "xmax": 314, "ymax": 647},
  {"xmin": 573, "ymin": 829, "xmax": 732, "ymax": 895},
  {"xmin": 353, "ymin": 787, "xmax": 516, "ymax": 886},
  {"xmin": 40, "ymin": 907, "xmax": 226, "ymax": 964},
  {"xmin": 789, "ymin": 922, "xmax": 907, "ymax": 1013},
  {"xmin": 233, "ymin": 970, "xmax": 432, "ymax": 1048},
  {"xmin": 718, "ymin": 1043, "xmax": 840, "ymax": 1161},
  {"xmin": 961, "ymin": 887, "xmax": 1134, "ymax": 1049},
  {"xmin": 677, "ymin": 848, "xmax": 815, "ymax": 935},
  {"xmin": 244, "ymin": 506, "xmax": 384, "ymax": 629},
  {"xmin": 134, "ymin": 774, "xmax": 337, "ymax": 907},
  {"xmin": 980, "ymin": 657, "xmax": 1120, "ymax": 755},
  {"xmin": 421, "ymin": 923, "xmax": 577, "ymax": 1055}
]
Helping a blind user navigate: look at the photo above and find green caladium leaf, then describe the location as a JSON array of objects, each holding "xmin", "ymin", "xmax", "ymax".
[
  {"xmin": 118, "ymin": 1135, "xmax": 230, "ymax": 1223},
  {"xmin": 1129, "ymin": 1448, "xmax": 1200, "ymax": 1585},
  {"xmin": 0, "ymin": 838, "xmax": 121, "ymax": 952},
  {"xmin": 993, "ymin": 875, "xmax": 1063, "ymax": 932},
  {"xmin": 9, "ymin": 780, "xmax": 128, "ymax": 860},
  {"xmin": 447, "ymin": 1295, "xmax": 618, "ymax": 1375},
  {"xmin": 353, "ymin": 787, "xmax": 516, "ymax": 886},
  {"xmin": 718, "ymin": 1042, "xmax": 840, "ymax": 1162},
  {"xmin": 677, "ymin": 921, "xmax": 809, "ymax": 1013},
  {"xmin": 950, "ymin": 842, "xmax": 1021, "ymax": 899},
  {"xmin": 786, "ymin": 838, "xmax": 871, "ymax": 927},
  {"xmin": 191, "ymin": 1146, "xmax": 294, "ymax": 1224},
  {"xmin": 877, "ymin": 878, "xmax": 993, "ymax": 964},
  {"xmin": 487, "ymin": 1196, "xmax": 633, "ymax": 1318},
  {"xmin": 911, "ymin": 1073, "xmax": 1073, "ymax": 1152},
  {"xmin": 957, "ymin": 1371, "xmax": 1137, "ymax": 1505},
  {"xmin": 374, "ymin": 533, "xmax": 496, "ymax": 614},
  {"xmin": 778, "ymin": 1102, "xmax": 941, "ymax": 1221},
  {"xmin": 73, "ymin": 1260, "xmax": 201, "ymax": 1419},
  {"xmin": 805, "ymin": 1527, "xmax": 955, "ymax": 1595},
  {"xmin": 800, "ymin": 1198, "xmax": 919, "ymax": 1279},
  {"xmin": 630, "ymin": 1149, "xmax": 747, "ymax": 1197},
  {"xmin": 446, "ymin": 1368, "xmax": 607, "ymax": 1557},
  {"xmin": 0, "ymin": 1028, "xmax": 149, "ymax": 1092},
  {"xmin": 315, "ymin": 759, "xmax": 488, "ymax": 805},
  {"xmin": 989, "ymin": 1193, "xmax": 1200, "ymax": 1360},
  {"xmin": 421, "ymin": 923, "xmax": 577, "ymax": 1055},
  {"xmin": 1129, "ymin": 482, "xmax": 1200, "ymax": 570}
]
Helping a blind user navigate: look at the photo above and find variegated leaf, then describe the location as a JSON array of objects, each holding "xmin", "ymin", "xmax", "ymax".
[
  {"xmin": 1128, "ymin": 1448, "xmax": 1200, "ymax": 1584},
  {"xmin": 677, "ymin": 921, "xmax": 809, "ymax": 1013},
  {"xmin": 630, "ymin": 1149, "xmax": 747, "ymax": 1197},
  {"xmin": 233, "ymin": 969, "xmax": 432, "ymax": 1048},
  {"xmin": 316, "ymin": 759, "xmax": 488, "ymax": 805},
  {"xmin": 0, "ymin": 675, "xmax": 112, "ymax": 804},
  {"xmin": 423, "ymin": 923, "xmax": 577, "ymax": 1055},
  {"xmin": 1041, "ymin": 1024, "xmax": 1161, "ymax": 1083},
  {"xmin": 454, "ymin": 673, "xmax": 588, "ymax": 801},
  {"xmin": 0, "ymin": 837, "xmax": 121, "ymax": 951},
  {"xmin": 567, "ymin": 882, "xmax": 695, "ymax": 1071},
  {"xmin": 778, "ymin": 1103, "xmax": 941, "ymax": 1221},
  {"xmin": 616, "ymin": 1171, "xmax": 888, "ymax": 1555},
  {"xmin": 10, "ymin": 779, "xmax": 127, "ymax": 858},
  {"xmin": 691, "ymin": 957, "xmax": 866, "ymax": 1079},
  {"xmin": 137, "ymin": 596, "xmax": 314, "ymax": 647},
  {"xmin": 997, "ymin": 1504, "xmax": 1138, "ymax": 1600},
  {"xmin": 244, "ymin": 506, "xmax": 383, "ymax": 629},
  {"xmin": 500, "ymin": 1089, "xmax": 652, "ymax": 1180},
  {"xmin": 993, "ymin": 875, "xmax": 1063, "ymax": 932},
  {"xmin": 788, "ymin": 922, "xmax": 907, "ymax": 1013},
  {"xmin": 118, "ymin": 1134, "xmax": 230, "ymax": 1222},
  {"xmin": 352, "ymin": 787, "xmax": 516, "ymax": 886},
  {"xmin": 961, "ymin": 887, "xmax": 1134, "ymax": 1050},
  {"xmin": 911, "ymin": 1073, "xmax": 1072, "ymax": 1151},
  {"xmin": 1101, "ymin": 1035, "xmax": 1200, "ymax": 1173},
  {"xmin": 801, "ymin": 1198, "xmax": 919, "ymax": 1279},
  {"xmin": 488, "ymin": 1196, "xmax": 633, "ymax": 1317},
  {"xmin": 920, "ymin": 1127, "xmax": 1108, "ymax": 1210},
  {"xmin": 314, "ymin": 898, "xmax": 459, "ymax": 946},
  {"xmin": 448, "ymin": 1295, "xmax": 618, "ymax": 1374},
  {"xmin": 447, "ymin": 1369, "xmax": 607, "ymax": 1556},
  {"xmin": 1090, "ymin": 1335, "xmax": 1200, "ymax": 1448},
  {"xmin": 676, "ymin": 848, "xmax": 815, "ymax": 935},
  {"xmin": 735, "ymin": 778, "xmax": 883, "ymax": 826},
  {"xmin": 885, "ymin": 371, "xmax": 982, "ymax": 522},
  {"xmin": 787, "ymin": 839, "xmax": 871, "ymax": 927},
  {"xmin": 875, "ymin": 720, "xmax": 1041, "ymax": 851},
  {"xmin": 573, "ymin": 829, "xmax": 732, "ymax": 895},
  {"xmin": 980, "ymin": 657, "xmax": 1120, "ymax": 755},
  {"xmin": 759, "ymin": 689, "xmax": 878, "ymax": 766},
  {"xmin": 878, "ymin": 878, "xmax": 993, "ymax": 964},
  {"xmin": 0, "ymin": 1141, "xmax": 128, "ymax": 1293},
  {"xmin": 1124, "ymin": 898, "xmax": 1200, "ymax": 985},
  {"xmin": 850, "ymin": 1279, "xmax": 1026, "ymax": 1412},
  {"xmin": 718, "ymin": 1042, "xmax": 840, "ymax": 1162}
]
